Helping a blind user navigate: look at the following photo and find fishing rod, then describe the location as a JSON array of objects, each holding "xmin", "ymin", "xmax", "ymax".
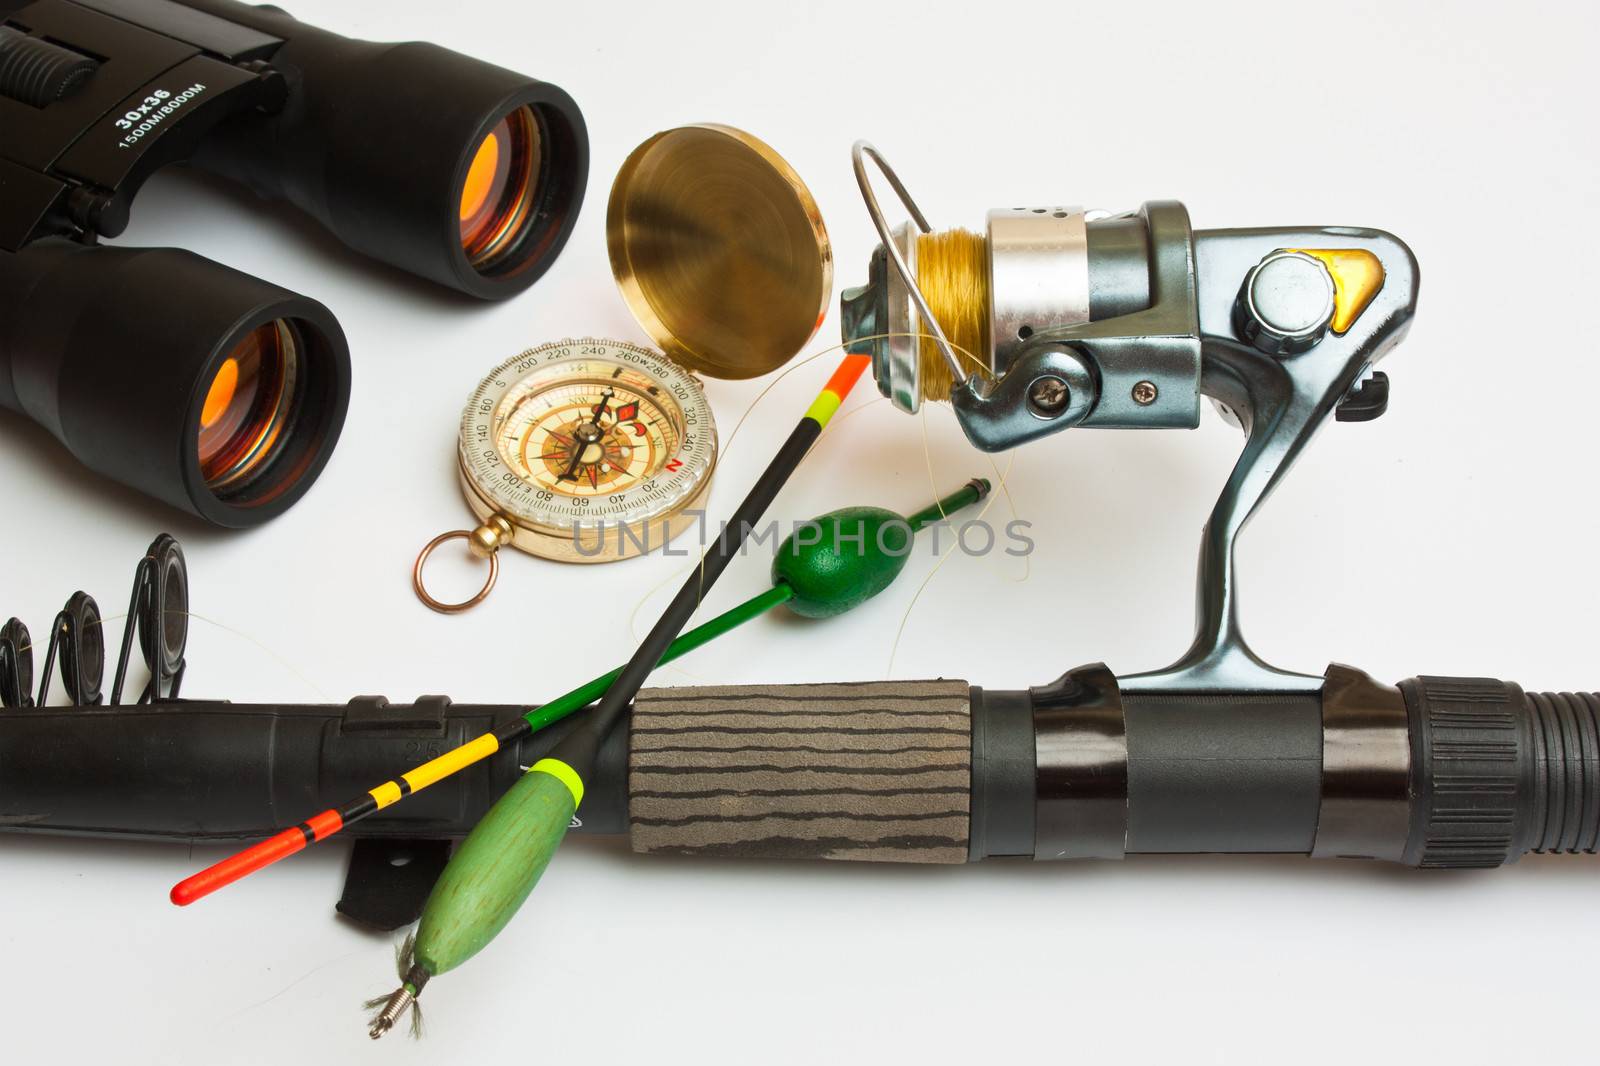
[
  {"xmin": 9, "ymin": 669, "xmax": 1595, "ymax": 870},
  {"xmin": 170, "ymin": 477, "xmax": 989, "ymax": 904}
]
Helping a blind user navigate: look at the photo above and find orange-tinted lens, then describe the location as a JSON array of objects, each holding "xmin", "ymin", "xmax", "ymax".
[
  {"xmin": 459, "ymin": 106, "xmax": 541, "ymax": 271},
  {"xmin": 201, "ymin": 357, "xmax": 240, "ymax": 430},
  {"xmin": 460, "ymin": 130, "xmax": 502, "ymax": 223},
  {"xmin": 197, "ymin": 321, "xmax": 299, "ymax": 494}
]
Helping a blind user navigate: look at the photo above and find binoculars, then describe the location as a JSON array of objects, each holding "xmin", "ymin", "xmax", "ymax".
[{"xmin": 0, "ymin": 0, "xmax": 588, "ymax": 526}]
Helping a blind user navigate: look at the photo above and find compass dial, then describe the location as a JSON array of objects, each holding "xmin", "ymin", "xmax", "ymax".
[
  {"xmin": 458, "ymin": 340, "xmax": 716, "ymax": 550},
  {"xmin": 503, "ymin": 376, "xmax": 678, "ymax": 495}
]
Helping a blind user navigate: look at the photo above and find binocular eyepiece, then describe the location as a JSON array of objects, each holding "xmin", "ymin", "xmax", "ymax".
[{"xmin": 0, "ymin": 0, "xmax": 590, "ymax": 526}]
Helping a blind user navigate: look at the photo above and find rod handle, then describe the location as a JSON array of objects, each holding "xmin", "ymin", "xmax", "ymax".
[
  {"xmin": 1400, "ymin": 678, "xmax": 1600, "ymax": 866},
  {"xmin": 629, "ymin": 679, "xmax": 973, "ymax": 862}
]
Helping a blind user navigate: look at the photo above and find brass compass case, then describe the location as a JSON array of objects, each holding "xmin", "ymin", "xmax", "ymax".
[
  {"xmin": 455, "ymin": 340, "xmax": 718, "ymax": 564},
  {"xmin": 415, "ymin": 124, "xmax": 833, "ymax": 610},
  {"xmin": 608, "ymin": 123, "xmax": 833, "ymax": 379}
]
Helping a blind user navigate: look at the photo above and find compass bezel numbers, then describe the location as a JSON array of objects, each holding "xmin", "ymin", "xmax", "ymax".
[{"xmin": 458, "ymin": 339, "xmax": 717, "ymax": 538}]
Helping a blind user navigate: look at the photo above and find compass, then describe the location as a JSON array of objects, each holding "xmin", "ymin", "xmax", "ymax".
[
  {"xmin": 414, "ymin": 339, "xmax": 716, "ymax": 611},
  {"xmin": 412, "ymin": 125, "xmax": 831, "ymax": 614}
]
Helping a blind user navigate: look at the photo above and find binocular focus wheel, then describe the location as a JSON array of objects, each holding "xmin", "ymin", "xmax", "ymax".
[
  {"xmin": 0, "ymin": 617, "xmax": 32, "ymax": 707},
  {"xmin": 61, "ymin": 591, "xmax": 104, "ymax": 706},
  {"xmin": 138, "ymin": 535, "xmax": 189, "ymax": 679}
]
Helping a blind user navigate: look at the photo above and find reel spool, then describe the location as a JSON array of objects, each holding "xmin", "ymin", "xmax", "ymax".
[
  {"xmin": 853, "ymin": 215, "xmax": 1100, "ymax": 415},
  {"xmin": 842, "ymin": 144, "xmax": 1098, "ymax": 414},
  {"xmin": 842, "ymin": 142, "xmax": 1192, "ymax": 452}
]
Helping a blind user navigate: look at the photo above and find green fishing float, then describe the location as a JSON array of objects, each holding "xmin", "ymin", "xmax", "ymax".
[{"xmin": 366, "ymin": 477, "xmax": 990, "ymax": 1038}]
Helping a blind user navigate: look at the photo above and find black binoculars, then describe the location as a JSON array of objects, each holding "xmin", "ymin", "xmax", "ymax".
[{"xmin": 0, "ymin": 0, "xmax": 589, "ymax": 526}]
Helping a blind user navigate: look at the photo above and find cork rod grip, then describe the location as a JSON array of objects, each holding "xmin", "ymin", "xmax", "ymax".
[{"xmin": 629, "ymin": 680, "xmax": 973, "ymax": 862}]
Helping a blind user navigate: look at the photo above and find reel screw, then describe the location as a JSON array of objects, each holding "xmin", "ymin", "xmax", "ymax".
[
  {"xmin": 1132, "ymin": 380, "xmax": 1158, "ymax": 406},
  {"xmin": 1027, "ymin": 375, "xmax": 1071, "ymax": 417}
]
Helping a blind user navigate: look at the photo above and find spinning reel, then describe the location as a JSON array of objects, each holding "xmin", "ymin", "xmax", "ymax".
[
  {"xmin": 844, "ymin": 142, "xmax": 1412, "ymax": 694},
  {"xmin": 0, "ymin": 533, "xmax": 189, "ymax": 708}
]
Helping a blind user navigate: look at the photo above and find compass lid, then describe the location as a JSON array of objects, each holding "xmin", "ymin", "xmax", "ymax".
[{"xmin": 607, "ymin": 124, "xmax": 832, "ymax": 380}]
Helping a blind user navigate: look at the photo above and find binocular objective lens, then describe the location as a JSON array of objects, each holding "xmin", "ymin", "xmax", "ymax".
[
  {"xmin": 459, "ymin": 106, "xmax": 543, "ymax": 272},
  {"xmin": 198, "ymin": 320, "xmax": 302, "ymax": 497}
]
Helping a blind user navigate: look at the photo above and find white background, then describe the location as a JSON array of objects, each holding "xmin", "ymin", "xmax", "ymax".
[{"xmin": 3, "ymin": 0, "xmax": 1598, "ymax": 1062}]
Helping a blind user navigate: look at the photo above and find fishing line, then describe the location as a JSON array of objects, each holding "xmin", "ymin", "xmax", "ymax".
[
  {"xmin": 627, "ymin": 396, "xmax": 892, "ymax": 681},
  {"xmin": 894, "ymin": 361, "xmax": 1033, "ymax": 678},
  {"xmin": 624, "ymin": 327, "xmax": 1024, "ymax": 679},
  {"xmin": 913, "ymin": 228, "xmax": 992, "ymax": 404},
  {"xmin": 2, "ymin": 610, "xmax": 124, "ymax": 659},
  {"xmin": 889, "ymin": 424, "xmax": 1020, "ymax": 675},
  {"xmin": 915, "ymin": 389, "xmax": 1032, "ymax": 586},
  {"xmin": 2, "ymin": 609, "xmax": 126, "ymax": 707},
  {"xmin": 884, "ymin": 308, "xmax": 1031, "ymax": 674},
  {"xmin": 229, "ymin": 947, "xmax": 370, "ymax": 1020},
  {"xmin": 623, "ymin": 343, "xmax": 858, "ymax": 648},
  {"xmin": 8, "ymin": 606, "xmax": 337, "ymax": 705},
  {"xmin": 183, "ymin": 610, "xmax": 336, "ymax": 701},
  {"xmin": 627, "ymin": 332, "xmax": 978, "ymax": 641}
]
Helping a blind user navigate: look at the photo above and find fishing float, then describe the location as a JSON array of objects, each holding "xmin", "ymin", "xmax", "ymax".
[
  {"xmin": 364, "ymin": 352, "xmax": 900, "ymax": 1037},
  {"xmin": 170, "ymin": 457, "xmax": 987, "ymax": 907}
]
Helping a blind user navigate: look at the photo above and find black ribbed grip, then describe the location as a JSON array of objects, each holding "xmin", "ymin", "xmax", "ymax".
[
  {"xmin": 1524, "ymin": 691, "xmax": 1600, "ymax": 854},
  {"xmin": 1400, "ymin": 677, "xmax": 1600, "ymax": 868},
  {"xmin": 0, "ymin": 26, "xmax": 97, "ymax": 108}
]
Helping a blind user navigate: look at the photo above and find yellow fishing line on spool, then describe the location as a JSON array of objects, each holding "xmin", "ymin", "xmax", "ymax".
[{"xmin": 914, "ymin": 228, "xmax": 991, "ymax": 403}]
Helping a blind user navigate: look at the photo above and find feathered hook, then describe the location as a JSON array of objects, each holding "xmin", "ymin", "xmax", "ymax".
[{"xmin": 364, "ymin": 930, "xmax": 428, "ymax": 1040}]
